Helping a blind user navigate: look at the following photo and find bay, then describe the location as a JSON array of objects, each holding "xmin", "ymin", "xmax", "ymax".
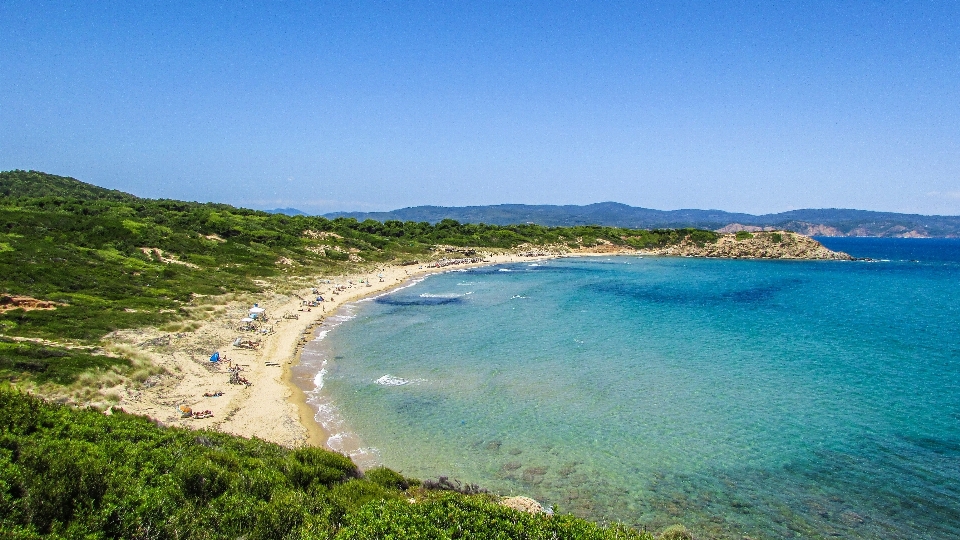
[{"xmin": 294, "ymin": 238, "xmax": 960, "ymax": 539}]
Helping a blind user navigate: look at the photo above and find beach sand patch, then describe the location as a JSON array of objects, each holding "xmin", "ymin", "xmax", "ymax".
[
  {"xmin": 302, "ymin": 230, "xmax": 342, "ymax": 240},
  {"xmin": 0, "ymin": 295, "xmax": 61, "ymax": 313},
  {"xmin": 139, "ymin": 247, "xmax": 201, "ymax": 268}
]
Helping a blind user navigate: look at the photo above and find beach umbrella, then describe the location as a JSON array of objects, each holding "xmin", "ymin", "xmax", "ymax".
[
  {"xmin": 250, "ymin": 307, "xmax": 265, "ymax": 313},
  {"xmin": 240, "ymin": 317, "xmax": 254, "ymax": 322}
]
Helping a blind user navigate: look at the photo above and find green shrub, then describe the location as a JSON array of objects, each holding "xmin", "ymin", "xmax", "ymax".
[
  {"xmin": 659, "ymin": 524, "xmax": 693, "ymax": 540},
  {"xmin": 176, "ymin": 456, "xmax": 233, "ymax": 502},
  {"xmin": 0, "ymin": 390, "xmax": 659, "ymax": 539},
  {"xmin": 770, "ymin": 232, "xmax": 783, "ymax": 243},
  {"xmin": 286, "ymin": 446, "xmax": 360, "ymax": 490},
  {"xmin": 365, "ymin": 466, "xmax": 419, "ymax": 491},
  {"xmin": 330, "ymin": 478, "xmax": 394, "ymax": 513},
  {"xmin": 0, "ymin": 339, "xmax": 129, "ymax": 386},
  {"xmin": 735, "ymin": 231, "xmax": 754, "ymax": 240},
  {"xmin": 335, "ymin": 493, "xmax": 655, "ymax": 539}
]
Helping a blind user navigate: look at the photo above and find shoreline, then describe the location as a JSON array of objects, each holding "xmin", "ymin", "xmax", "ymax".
[
  {"xmin": 111, "ymin": 233, "xmax": 846, "ymax": 452},
  {"xmin": 284, "ymin": 249, "xmax": 705, "ymax": 455},
  {"xmin": 281, "ymin": 242, "xmax": 850, "ymax": 455},
  {"xmin": 111, "ymin": 251, "xmax": 548, "ymax": 450},
  {"xmin": 282, "ymin": 252, "xmax": 543, "ymax": 451}
]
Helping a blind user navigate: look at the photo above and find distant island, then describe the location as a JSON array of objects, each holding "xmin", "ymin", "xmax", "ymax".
[{"xmin": 321, "ymin": 202, "xmax": 960, "ymax": 238}]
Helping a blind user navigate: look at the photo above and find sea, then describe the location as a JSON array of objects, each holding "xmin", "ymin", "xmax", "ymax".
[{"xmin": 291, "ymin": 238, "xmax": 960, "ymax": 539}]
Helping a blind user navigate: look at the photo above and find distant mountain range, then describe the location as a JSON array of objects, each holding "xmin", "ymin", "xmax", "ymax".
[
  {"xmin": 265, "ymin": 207, "xmax": 308, "ymax": 216},
  {"xmin": 321, "ymin": 202, "xmax": 960, "ymax": 237}
]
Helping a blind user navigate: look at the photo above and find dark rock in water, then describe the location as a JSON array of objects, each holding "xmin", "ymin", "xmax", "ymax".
[
  {"xmin": 508, "ymin": 448, "xmax": 523, "ymax": 455},
  {"xmin": 522, "ymin": 466, "xmax": 548, "ymax": 485},
  {"xmin": 485, "ymin": 440, "xmax": 502, "ymax": 451},
  {"xmin": 502, "ymin": 461, "xmax": 522, "ymax": 471},
  {"xmin": 839, "ymin": 510, "xmax": 865, "ymax": 526}
]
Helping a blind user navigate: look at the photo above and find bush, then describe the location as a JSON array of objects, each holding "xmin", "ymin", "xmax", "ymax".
[
  {"xmin": 365, "ymin": 466, "xmax": 418, "ymax": 490},
  {"xmin": 285, "ymin": 446, "xmax": 360, "ymax": 490},
  {"xmin": 660, "ymin": 524, "xmax": 693, "ymax": 540},
  {"xmin": 735, "ymin": 231, "xmax": 754, "ymax": 240},
  {"xmin": 0, "ymin": 390, "xmax": 659, "ymax": 539}
]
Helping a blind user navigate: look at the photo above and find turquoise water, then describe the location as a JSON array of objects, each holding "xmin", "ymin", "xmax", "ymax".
[{"xmin": 294, "ymin": 239, "xmax": 960, "ymax": 539}]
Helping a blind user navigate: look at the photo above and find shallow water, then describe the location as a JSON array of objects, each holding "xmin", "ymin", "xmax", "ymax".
[{"xmin": 293, "ymin": 239, "xmax": 960, "ymax": 539}]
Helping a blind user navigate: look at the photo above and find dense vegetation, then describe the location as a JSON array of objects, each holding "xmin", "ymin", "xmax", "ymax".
[{"xmin": 0, "ymin": 389, "xmax": 652, "ymax": 539}]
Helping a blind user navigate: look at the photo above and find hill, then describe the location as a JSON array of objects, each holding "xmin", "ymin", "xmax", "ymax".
[
  {"xmin": 0, "ymin": 170, "xmax": 724, "ymax": 383},
  {"xmin": 326, "ymin": 202, "xmax": 960, "ymax": 237},
  {"xmin": 266, "ymin": 207, "xmax": 309, "ymax": 216}
]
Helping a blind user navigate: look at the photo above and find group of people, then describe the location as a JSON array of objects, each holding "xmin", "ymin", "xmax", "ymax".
[
  {"xmin": 427, "ymin": 257, "xmax": 487, "ymax": 268},
  {"xmin": 228, "ymin": 365, "xmax": 251, "ymax": 386}
]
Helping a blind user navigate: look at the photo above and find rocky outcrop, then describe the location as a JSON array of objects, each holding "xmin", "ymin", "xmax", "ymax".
[
  {"xmin": 639, "ymin": 231, "xmax": 852, "ymax": 260},
  {"xmin": 715, "ymin": 223, "xmax": 775, "ymax": 233},
  {"xmin": 501, "ymin": 496, "xmax": 547, "ymax": 514}
]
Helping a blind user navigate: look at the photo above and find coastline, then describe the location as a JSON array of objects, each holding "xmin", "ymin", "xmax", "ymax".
[
  {"xmin": 282, "ymin": 252, "xmax": 535, "ymax": 451},
  {"xmin": 110, "ymin": 232, "xmax": 846, "ymax": 452},
  {"xmin": 110, "ymin": 252, "xmax": 529, "ymax": 450}
]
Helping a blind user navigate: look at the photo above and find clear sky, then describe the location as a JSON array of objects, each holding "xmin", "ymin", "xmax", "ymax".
[{"xmin": 2, "ymin": 1, "xmax": 959, "ymax": 215}]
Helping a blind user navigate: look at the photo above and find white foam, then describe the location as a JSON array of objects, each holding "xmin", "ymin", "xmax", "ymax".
[
  {"xmin": 499, "ymin": 268, "xmax": 513, "ymax": 272},
  {"xmin": 419, "ymin": 293, "xmax": 463, "ymax": 298},
  {"xmin": 511, "ymin": 295, "xmax": 527, "ymax": 299},
  {"xmin": 528, "ymin": 263, "xmax": 541, "ymax": 267},
  {"xmin": 376, "ymin": 374, "xmax": 410, "ymax": 386},
  {"xmin": 312, "ymin": 367, "xmax": 328, "ymax": 389},
  {"xmin": 375, "ymin": 374, "xmax": 426, "ymax": 386}
]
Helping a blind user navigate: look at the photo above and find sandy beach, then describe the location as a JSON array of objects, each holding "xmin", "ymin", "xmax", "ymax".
[{"xmin": 110, "ymin": 252, "xmax": 538, "ymax": 449}]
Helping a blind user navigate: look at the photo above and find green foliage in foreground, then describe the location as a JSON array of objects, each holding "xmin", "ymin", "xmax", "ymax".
[
  {"xmin": 0, "ymin": 390, "xmax": 652, "ymax": 539},
  {"xmin": 0, "ymin": 170, "xmax": 718, "ymax": 349}
]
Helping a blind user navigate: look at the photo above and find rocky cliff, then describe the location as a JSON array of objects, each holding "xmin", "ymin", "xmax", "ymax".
[{"xmin": 638, "ymin": 231, "xmax": 852, "ymax": 260}]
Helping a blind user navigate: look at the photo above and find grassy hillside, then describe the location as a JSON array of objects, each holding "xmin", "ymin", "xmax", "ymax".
[{"xmin": 0, "ymin": 389, "xmax": 653, "ymax": 539}]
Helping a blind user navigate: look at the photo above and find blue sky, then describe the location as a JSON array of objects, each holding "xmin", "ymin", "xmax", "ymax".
[{"xmin": 2, "ymin": 1, "xmax": 958, "ymax": 215}]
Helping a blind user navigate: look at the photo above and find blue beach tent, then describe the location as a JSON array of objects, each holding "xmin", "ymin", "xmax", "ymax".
[{"xmin": 209, "ymin": 352, "xmax": 220, "ymax": 363}]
